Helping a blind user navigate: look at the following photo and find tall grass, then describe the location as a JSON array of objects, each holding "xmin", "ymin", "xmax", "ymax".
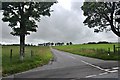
[{"xmin": 2, "ymin": 46, "xmax": 53, "ymax": 76}]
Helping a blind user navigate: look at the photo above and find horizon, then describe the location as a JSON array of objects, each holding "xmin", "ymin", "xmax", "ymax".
[{"xmin": 0, "ymin": 41, "xmax": 118, "ymax": 46}]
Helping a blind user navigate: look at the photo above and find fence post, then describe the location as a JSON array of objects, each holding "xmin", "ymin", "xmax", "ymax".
[
  {"xmin": 10, "ymin": 49, "xmax": 12, "ymax": 62},
  {"xmin": 113, "ymin": 45, "xmax": 116, "ymax": 53},
  {"xmin": 31, "ymin": 50, "xmax": 33, "ymax": 58},
  {"xmin": 108, "ymin": 48, "xmax": 110, "ymax": 54}
]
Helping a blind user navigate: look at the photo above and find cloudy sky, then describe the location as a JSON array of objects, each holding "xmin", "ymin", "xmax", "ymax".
[{"xmin": 0, "ymin": 0, "xmax": 118, "ymax": 45}]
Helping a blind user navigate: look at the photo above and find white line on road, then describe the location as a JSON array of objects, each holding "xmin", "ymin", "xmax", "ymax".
[
  {"xmin": 82, "ymin": 60, "xmax": 118, "ymax": 78},
  {"xmin": 81, "ymin": 60, "xmax": 105, "ymax": 71},
  {"xmin": 108, "ymin": 70, "xmax": 118, "ymax": 73},
  {"xmin": 81, "ymin": 60, "xmax": 118, "ymax": 73},
  {"xmin": 104, "ymin": 69, "xmax": 110, "ymax": 71},
  {"xmin": 99, "ymin": 72, "xmax": 108, "ymax": 75},
  {"xmin": 86, "ymin": 75, "xmax": 97, "ymax": 78},
  {"xmin": 112, "ymin": 67, "xmax": 119, "ymax": 70}
]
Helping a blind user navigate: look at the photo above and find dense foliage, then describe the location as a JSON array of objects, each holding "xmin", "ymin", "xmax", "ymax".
[{"xmin": 81, "ymin": 2, "xmax": 120, "ymax": 37}]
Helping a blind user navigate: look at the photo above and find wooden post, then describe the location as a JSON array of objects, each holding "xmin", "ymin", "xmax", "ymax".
[
  {"xmin": 31, "ymin": 50, "xmax": 33, "ymax": 57},
  {"xmin": 113, "ymin": 45, "xmax": 116, "ymax": 53},
  {"xmin": 108, "ymin": 48, "xmax": 110, "ymax": 54},
  {"xmin": 10, "ymin": 49, "xmax": 12, "ymax": 62}
]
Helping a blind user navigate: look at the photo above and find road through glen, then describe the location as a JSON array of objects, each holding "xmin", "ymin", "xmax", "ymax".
[{"xmin": 3, "ymin": 48, "xmax": 119, "ymax": 79}]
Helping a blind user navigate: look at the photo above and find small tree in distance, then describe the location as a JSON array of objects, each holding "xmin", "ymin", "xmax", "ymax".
[
  {"xmin": 69, "ymin": 42, "xmax": 72, "ymax": 45},
  {"xmin": 2, "ymin": 1, "xmax": 56, "ymax": 61}
]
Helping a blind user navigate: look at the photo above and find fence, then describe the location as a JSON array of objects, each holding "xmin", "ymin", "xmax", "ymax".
[
  {"xmin": 9, "ymin": 49, "xmax": 34, "ymax": 62},
  {"xmin": 80, "ymin": 45, "xmax": 119, "ymax": 54}
]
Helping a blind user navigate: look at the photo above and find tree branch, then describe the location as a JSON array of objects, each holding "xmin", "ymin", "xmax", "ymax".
[{"xmin": 110, "ymin": 2, "xmax": 120, "ymax": 37}]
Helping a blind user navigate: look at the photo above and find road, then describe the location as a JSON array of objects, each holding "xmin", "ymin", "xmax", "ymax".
[{"xmin": 3, "ymin": 48, "xmax": 119, "ymax": 79}]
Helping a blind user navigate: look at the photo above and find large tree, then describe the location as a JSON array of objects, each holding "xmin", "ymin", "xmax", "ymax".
[
  {"xmin": 81, "ymin": 2, "xmax": 120, "ymax": 37},
  {"xmin": 2, "ymin": 1, "xmax": 56, "ymax": 61}
]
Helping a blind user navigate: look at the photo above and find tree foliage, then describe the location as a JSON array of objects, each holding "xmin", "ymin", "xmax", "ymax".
[
  {"xmin": 2, "ymin": 2, "xmax": 56, "ymax": 35},
  {"xmin": 81, "ymin": 2, "xmax": 120, "ymax": 37}
]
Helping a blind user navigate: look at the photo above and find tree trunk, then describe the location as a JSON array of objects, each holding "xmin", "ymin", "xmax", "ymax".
[
  {"xmin": 20, "ymin": 34, "xmax": 25, "ymax": 61},
  {"xmin": 110, "ymin": 24, "xmax": 120, "ymax": 37}
]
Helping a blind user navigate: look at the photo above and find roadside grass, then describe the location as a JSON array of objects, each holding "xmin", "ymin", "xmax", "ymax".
[
  {"xmin": 2, "ymin": 46, "xmax": 53, "ymax": 77},
  {"xmin": 53, "ymin": 44, "xmax": 120, "ymax": 60}
]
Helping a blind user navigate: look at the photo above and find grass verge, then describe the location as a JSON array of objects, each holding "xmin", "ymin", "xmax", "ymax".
[
  {"xmin": 53, "ymin": 44, "xmax": 120, "ymax": 60},
  {"xmin": 2, "ymin": 46, "xmax": 53, "ymax": 77}
]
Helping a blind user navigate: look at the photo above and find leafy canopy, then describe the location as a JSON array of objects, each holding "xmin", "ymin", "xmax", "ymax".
[
  {"xmin": 81, "ymin": 2, "xmax": 120, "ymax": 37},
  {"xmin": 2, "ymin": 2, "xmax": 56, "ymax": 36}
]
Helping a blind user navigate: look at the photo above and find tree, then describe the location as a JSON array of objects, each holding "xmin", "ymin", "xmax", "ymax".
[
  {"xmin": 81, "ymin": 2, "xmax": 120, "ymax": 37},
  {"xmin": 66, "ymin": 43, "xmax": 69, "ymax": 45},
  {"xmin": 69, "ymin": 42, "xmax": 72, "ymax": 45},
  {"xmin": 51, "ymin": 42, "xmax": 54, "ymax": 46},
  {"xmin": 2, "ymin": 1, "xmax": 56, "ymax": 61}
]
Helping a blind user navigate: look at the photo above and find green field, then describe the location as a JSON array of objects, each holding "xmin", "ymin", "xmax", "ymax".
[
  {"xmin": 2, "ymin": 46, "xmax": 53, "ymax": 76},
  {"xmin": 53, "ymin": 44, "xmax": 120, "ymax": 60}
]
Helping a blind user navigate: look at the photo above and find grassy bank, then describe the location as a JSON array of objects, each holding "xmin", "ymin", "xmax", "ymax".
[
  {"xmin": 2, "ymin": 46, "xmax": 53, "ymax": 76},
  {"xmin": 53, "ymin": 44, "xmax": 120, "ymax": 60}
]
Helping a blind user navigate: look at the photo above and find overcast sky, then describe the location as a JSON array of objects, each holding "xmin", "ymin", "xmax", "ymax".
[{"xmin": 0, "ymin": 0, "xmax": 118, "ymax": 45}]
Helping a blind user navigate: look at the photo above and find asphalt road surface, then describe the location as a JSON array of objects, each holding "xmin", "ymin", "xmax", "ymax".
[{"xmin": 3, "ymin": 48, "xmax": 119, "ymax": 79}]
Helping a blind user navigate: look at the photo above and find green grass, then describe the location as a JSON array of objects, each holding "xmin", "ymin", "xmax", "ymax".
[
  {"xmin": 2, "ymin": 46, "xmax": 53, "ymax": 77},
  {"xmin": 53, "ymin": 44, "xmax": 120, "ymax": 60}
]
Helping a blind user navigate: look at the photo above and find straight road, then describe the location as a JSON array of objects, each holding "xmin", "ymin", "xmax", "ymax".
[{"xmin": 3, "ymin": 48, "xmax": 119, "ymax": 79}]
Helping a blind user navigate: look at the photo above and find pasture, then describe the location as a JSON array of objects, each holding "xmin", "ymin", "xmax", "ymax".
[
  {"xmin": 53, "ymin": 43, "xmax": 120, "ymax": 60},
  {"xmin": 2, "ymin": 46, "xmax": 53, "ymax": 76}
]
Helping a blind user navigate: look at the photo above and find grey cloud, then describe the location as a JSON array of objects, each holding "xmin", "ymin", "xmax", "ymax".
[
  {"xmin": 1, "ymin": 13, "xmax": 19, "ymax": 44},
  {"xmin": 2, "ymin": 23, "xmax": 19, "ymax": 44},
  {"xmin": 71, "ymin": 2, "xmax": 83, "ymax": 13},
  {"xmin": 27, "ymin": 4, "xmax": 88, "ymax": 43}
]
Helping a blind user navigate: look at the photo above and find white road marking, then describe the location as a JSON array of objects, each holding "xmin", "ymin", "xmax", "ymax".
[
  {"xmin": 112, "ymin": 67, "xmax": 119, "ymax": 70},
  {"xmin": 86, "ymin": 75, "xmax": 97, "ymax": 78},
  {"xmin": 99, "ymin": 72, "xmax": 108, "ymax": 75},
  {"xmin": 54, "ymin": 49, "xmax": 118, "ymax": 78},
  {"xmin": 104, "ymin": 69, "xmax": 110, "ymax": 71},
  {"xmin": 81, "ymin": 60, "xmax": 118, "ymax": 78},
  {"xmin": 81, "ymin": 60, "xmax": 105, "ymax": 71},
  {"xmin": 81, "ymin": 60, "xmax": 119, "ymax": 73},
  {"xmin": 108, "ymin": 70, "xmax": 118, "ymax": 73}
]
